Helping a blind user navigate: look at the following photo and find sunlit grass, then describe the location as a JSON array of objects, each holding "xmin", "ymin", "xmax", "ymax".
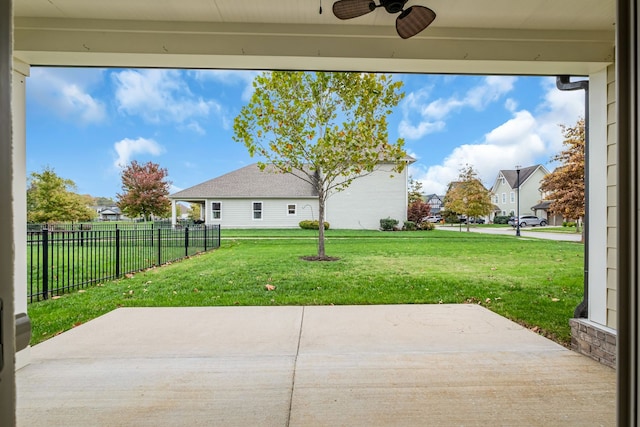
[{"xmin": 28, "ymin": 229, "xmax": 584, "ymax": 346}]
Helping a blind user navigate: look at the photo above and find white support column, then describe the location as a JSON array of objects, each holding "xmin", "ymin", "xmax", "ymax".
[
  {"xmin": 0, "ymin": 0, "xmax": 16, "ymax": 423},
  {"xmin": 13, "ymin": 59, "xmax": 30, "ymax": 370},
  {"xmin": 171, "ymin": 200, "xmax": 177, "ymax": 226},
  {"xmin": 203, "ymin": 200, "xmax": 209, "ymax": 225},
  {"xmin": 588, "ymin": 68, "xmax": 608, "ymax": 326}
]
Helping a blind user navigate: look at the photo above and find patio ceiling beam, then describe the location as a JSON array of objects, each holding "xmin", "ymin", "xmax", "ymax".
[{"xmin": 14, "ymin": 18, "xmax": 613, "ymax": 75}]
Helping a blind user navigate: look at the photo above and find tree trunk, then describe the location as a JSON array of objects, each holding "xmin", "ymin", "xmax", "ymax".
[{"xmin": 317, "ymin": 189, "xmax": 326, "ymax": 258}]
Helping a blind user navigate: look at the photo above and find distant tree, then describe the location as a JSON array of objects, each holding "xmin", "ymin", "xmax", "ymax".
[
  {"xmin": 94, "ymin": 196, "xmax": 117, "ymax": 206},
  {"xmin": 540, "ymin": 118, "xmax": 585, "ymax": 231},
  {"xmin": 117, "ymin": 161, "xmax": 171, "ymax": 221},
  {"xmin": 27, "ymin": 166, "xmax": 96, "ymax": 223},
  {"xmin": 188, "ymin": 203, "xmax": 202, "ymax": 221},
  {"xmin": 407, "ymin": 200, "xmax": 431, "ymax": 226},
  {"xmin": 234, "ymin": 71, "xmax": 406, "ymax": 259},
  {"xmin": 408, "ymin": 176, "xmax": 424, "ymax": 204},
  {"xmin": 444, "ymin": 165, "xmax": 493, "ymax": 232}
]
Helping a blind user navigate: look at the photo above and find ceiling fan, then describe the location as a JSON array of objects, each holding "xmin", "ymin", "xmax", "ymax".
[{"xmin": 332, "ymin": 0, "xmax": 436, "ymax": 39}]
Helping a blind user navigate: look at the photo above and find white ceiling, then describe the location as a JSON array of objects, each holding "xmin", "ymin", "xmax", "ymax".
[{"xmin": 13, "ymin": 0, "xmax": 616, "ymax": 75}]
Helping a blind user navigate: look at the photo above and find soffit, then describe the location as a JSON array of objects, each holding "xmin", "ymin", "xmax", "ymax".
[{"xmin": 13, "ymin": 0, "xmax": 616, "ymax": 75}]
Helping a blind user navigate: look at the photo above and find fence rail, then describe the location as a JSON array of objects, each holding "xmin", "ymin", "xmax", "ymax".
[{"xmin": 27, "ymin": 224, "xmax": 221, "ymax": 302}]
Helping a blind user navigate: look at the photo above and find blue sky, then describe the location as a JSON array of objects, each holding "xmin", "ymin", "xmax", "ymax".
[{"xmin": 26, "ymin": 68, "xmax": 585, "ymax": 199}]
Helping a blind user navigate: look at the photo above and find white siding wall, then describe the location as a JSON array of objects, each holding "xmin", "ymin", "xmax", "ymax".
[
  {"xmin": 519, "ymin": 169, "xmax": 546, "ymax": 217},
  {"xmin": 492, "ymin": 176, "xmax": 512, "ymax": 216},
  {"xmin": 206, "ymin": 198, "xmax": 318, "ymax": 228},
  {"xmin": 326, "ymin": 163, "xmax": 408, "ymax": 229}
]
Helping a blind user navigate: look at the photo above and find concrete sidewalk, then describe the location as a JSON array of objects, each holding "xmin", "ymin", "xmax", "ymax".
[
  {"xmin": 436, "ymin": 225, "xmax": 583, "ymax": 242},
  {"xmin": 17, "ymin": 305, "xmax": 615, "ymax": 426}
]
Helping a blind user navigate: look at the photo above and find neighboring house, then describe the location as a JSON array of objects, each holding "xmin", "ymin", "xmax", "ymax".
[
  {"xmin": 424, "ymin": 194, "xmax": 445, "ymax": 215},
  {"xmin": 531, "ymin": 200, "xmax": 564, "ymax": 226},
  {"xmin": 169, "ymin": 161, "xmax": 411, "ymax": 230},
  {"xmin": 95, "ymin": 206, "xmax": 123, "ymax": 221},
  {"xmin": 490, "ymin": 165, "xmax": 550, "ymax": 220}
]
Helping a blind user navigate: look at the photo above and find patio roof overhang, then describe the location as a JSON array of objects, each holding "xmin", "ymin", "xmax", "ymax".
[{"xmin": 14, "ymin": 0, "xmax": 614, "ymax": 75}]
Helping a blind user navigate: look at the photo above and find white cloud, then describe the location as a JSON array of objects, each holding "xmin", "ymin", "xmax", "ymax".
[
  {"xmin": 28, "ymin": 68, "xmax": 107, "ymax": 125},
  {"xmin": 113, "ymin": 69, "xmax": 222, "ymax": 131},
  {"xmin": 399, "ymin": 76, "xmax": 517, "ymax": 140},
  {"xmin": 113, "ymin": 137, "xmax": 165, "ymax": 169},
  {"xmin": 412, "ymin": 78, "xmax": 584, "ymax": 195}
]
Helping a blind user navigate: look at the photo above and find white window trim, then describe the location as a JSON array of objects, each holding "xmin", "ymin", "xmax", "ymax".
[
  {"xmin": 287, "ymin": 203, "xmax": 297, "ymax": 216},
  {"xmin": 502, "ymin": 193, "xmax": 506, "ymax": 203},
  {"xmin": 510, "ymin": 191, "xmax": 515, "ymax": 203},
  {"xmin": 252, "ymin": 201, "xmax": 263, "ymax": 220},
  {"xmin": 211, "ymin": 201, "xmax": 221, "ymax": 221}
]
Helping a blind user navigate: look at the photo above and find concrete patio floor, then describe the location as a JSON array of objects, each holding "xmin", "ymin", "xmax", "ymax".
[{"xmin": 17, "ymin": 304, "xmax": 615, "ymax": 426}]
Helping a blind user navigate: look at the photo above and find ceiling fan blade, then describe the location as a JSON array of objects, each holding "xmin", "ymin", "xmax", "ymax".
[
  {"xmin": 396, "ymin": 5, "xmax": 436, "ymax": 39},
  {"xmin": 332, "ymin": 0, "xmax": 376, "ymax": 20}
]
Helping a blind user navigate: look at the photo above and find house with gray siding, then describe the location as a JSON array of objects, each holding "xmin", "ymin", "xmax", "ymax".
[
  {"xmin": 490, "ymin": 165, "xmax": 550, "ymax": 220},
  {"xmin": 169, "ymin": 162, "xmax": 410, "ymax": 229}
]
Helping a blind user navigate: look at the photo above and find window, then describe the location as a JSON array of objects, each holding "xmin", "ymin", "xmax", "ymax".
[
  {"xmin": 494, "ymin": 195, "xmax": 499, "ymax": 204},
  {"xmin": 211, "ymin": 202, "xmax": 221, "ymax": 220},
  {"xmin": 287, "ymin": 204, "xmax": 296, "ymax": 215},
  {"xmin": 253, "ymin": 202, "xmax": 263, "ymax": 220},
  {"xmin": 502, "ymin": 193, "xmax": 506, "ymax": 203},
  {"xmin": 510, "ymin": 192, "xmax": 515, "ymax": 203}
]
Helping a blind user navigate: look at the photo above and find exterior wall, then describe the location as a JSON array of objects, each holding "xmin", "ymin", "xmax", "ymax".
[
  {"xmin": 491, "ymin": 175, "xmax": 513, "ymax": 216},
  {"xmin": 589, "ymin": 68, "xmax": 610, "ymax": 327},
  {"xmin": 569, "ymin": 64, "xmax": 617, "ymax": 368},
  {"xmin": 605, "ymin": 63, "xmax": 617, "ymax": 329},
  {"xmin": 206, "ymin": 198, "xmax": 318, "ymax": 228},
  {"xmin": 326, "ymin": 163, "xmax": 408, "ymax": 229},
  {"xmin": 518, "ymin": 168, "xmax": 547, "ymax": 217}
]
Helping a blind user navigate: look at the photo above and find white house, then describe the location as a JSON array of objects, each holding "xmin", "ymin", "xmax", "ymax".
[
  {"xmin": 490, "ymin": 165, "xmax": 550, "ymax": 220},
  {"xmin": 169, "ymin": 162, "xmax": 411, "ymax": 230}
]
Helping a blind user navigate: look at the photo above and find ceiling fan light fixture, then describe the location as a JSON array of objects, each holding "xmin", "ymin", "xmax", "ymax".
[
  {"xmin": 332, "ymin": 0, "xmax": 376, "ymax": 20},
  {"xmin": 396, "ymin": 5, "xmax": 436, "ymax": 39}
]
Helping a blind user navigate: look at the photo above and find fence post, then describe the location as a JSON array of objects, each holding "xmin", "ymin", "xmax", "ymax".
[
  {"xmin": 157, "ymin": 228, "xmax": 162, "ymax": 265},
  {"xmin": 204, "ymin": 225, "xmax": 207, "ymax": 251},
  {"xmin": 185, "ymin": 226, "xmax": 189, "ymax": 257},
  {"xmin": 115, "ymin": 228, "xmax": 121, "ymax": 277},
  {"xmin": 42, "ymin": 227, "xmax": 49, "ymax": 300}
]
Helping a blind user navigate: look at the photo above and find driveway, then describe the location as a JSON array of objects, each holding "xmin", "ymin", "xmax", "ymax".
[{"xmin": 17, "ymin": 305, "xmax": 613, "ymax": 426}]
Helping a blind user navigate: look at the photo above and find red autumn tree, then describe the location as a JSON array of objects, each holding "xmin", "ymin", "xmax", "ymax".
[
  {"xmin": 117, "ymin": 160, "xmax": 171, "ymax": 221},
  {"xmin": 540, "ymin": 118, "xmax": 585, "ymax": 228}
]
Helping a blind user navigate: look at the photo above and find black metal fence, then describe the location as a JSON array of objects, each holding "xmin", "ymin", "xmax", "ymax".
[{"xmin": 27, "ymin": 224, "xmax": 221, "ymax": 302}]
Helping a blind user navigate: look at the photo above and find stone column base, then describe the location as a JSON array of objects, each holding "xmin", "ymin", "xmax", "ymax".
[{"xmin": 569, "ymin": 318, "xmax": 616, "ymax": 369}]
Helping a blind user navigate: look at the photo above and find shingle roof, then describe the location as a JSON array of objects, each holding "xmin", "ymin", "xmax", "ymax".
[
  {"xmin": 169, "ymin": 163, "xmax": 318, "ymax": 199},
  {"xmin": 501, "ymin": 165, "xmax": 546, "ymax": 189}
]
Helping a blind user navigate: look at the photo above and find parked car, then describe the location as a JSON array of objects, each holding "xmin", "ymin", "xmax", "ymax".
[
  {"xmin": 469, "ymin": 217, "xmax": 486, "ymax": 224},
  {"xmin": 508, "ymin": 215, "xmax": 547, "ymax": 227},
  {"xmin": 425, "ymin": 216, "xmax": 441, "ymax": 223}
]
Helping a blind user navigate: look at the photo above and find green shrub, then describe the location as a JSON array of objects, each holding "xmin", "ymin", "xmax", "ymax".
[
  {"xmin": 380, "ymin": 217, "xmax": 399, "ymax": 231},
  {"xmin": 563, "ymin": 221, "xmax": 576, "ymax": 228},
  {"xmin": 299, "ymin": 220, "xmax": 330, "ymax": 230},
  {"xmin": 403, "ymin": 221, "xmax": 417, "ymax": 231},
  {"xmin": 493, "ymin": 215, "xmax": 511, "ymax": 225},
  {"xmin": 418, "ymin": 222, "xmax": 435, "ymax": 231}
]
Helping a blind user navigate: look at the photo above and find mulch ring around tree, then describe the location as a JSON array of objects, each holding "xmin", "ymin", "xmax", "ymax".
[{"xmin": 300, "ymin": 256, "xmax": 340, "ymax": 262}]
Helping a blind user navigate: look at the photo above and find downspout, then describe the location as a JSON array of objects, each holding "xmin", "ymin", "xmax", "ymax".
[{"xmin": 556, "ymin": 75, "xmax": 589, "ymax": 318}]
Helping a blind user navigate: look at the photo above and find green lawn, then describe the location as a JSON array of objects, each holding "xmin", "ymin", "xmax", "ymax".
[{"xmin": 28, "ymin": 229, "xmax": 584, "ymax": 346}]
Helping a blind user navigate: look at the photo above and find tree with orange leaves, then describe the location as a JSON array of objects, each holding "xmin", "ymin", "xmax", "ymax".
[{"xmin": 540, "ymin": 118, "xmax": 585, "ymax": 230}]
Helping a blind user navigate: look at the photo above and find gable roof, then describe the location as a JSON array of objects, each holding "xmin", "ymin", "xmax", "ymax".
[
  {"xmin": 170, "ymin": 164, "xmax": 318, "ymax": 199},
  {"xmin": 499, "ymin": 165, "xmax": 549, "ymax": 189}
]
